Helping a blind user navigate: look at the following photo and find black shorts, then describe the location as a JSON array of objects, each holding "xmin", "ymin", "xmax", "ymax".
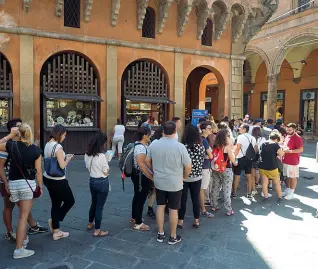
[
  {"xmin": 234, "ymin": 157, "xmax": 253, "ymax": 176},
  {"xmin": 156, "ymin": 188, "xmax": 182, "ymax": 210}
]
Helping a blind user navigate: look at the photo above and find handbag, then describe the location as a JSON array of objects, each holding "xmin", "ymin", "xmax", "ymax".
[
  {"xmin": 44, "ymin": 143, "xmax": 65, "ymax": 177},
  {"xmin": 10, "ymin": 142, "xmax": 41, "ymax": 199}
]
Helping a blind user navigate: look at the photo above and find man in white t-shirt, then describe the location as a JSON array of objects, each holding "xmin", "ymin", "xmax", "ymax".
[
  {"xmin": 232, "ymin": 124, "xmax": 257, "ymax": 199},
  {"xmin": 172, "ymin": 117, "xmax": 182, "ymax": 142}
]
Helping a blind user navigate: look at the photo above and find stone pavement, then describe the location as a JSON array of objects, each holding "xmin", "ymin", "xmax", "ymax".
[{"xmin": 1, "ymin": 143, "xmax": 318, "ymax": 269}]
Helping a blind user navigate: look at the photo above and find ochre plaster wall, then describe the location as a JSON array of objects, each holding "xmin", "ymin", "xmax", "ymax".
[{"xmin": 3, "ymin": 0, "xmax": 232, "ymax": 54}]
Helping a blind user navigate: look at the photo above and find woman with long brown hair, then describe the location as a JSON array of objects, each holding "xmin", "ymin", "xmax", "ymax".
[{"xmin": 178, "ymin": 124, "xmax": 205, "ymax": 229}]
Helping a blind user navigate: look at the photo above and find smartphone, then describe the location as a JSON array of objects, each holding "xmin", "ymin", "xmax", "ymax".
[{"xmin": 105, "ymin": 150, "xmax": 114, "ymax": 162}]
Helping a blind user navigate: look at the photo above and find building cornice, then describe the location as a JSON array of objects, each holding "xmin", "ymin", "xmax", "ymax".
[{"xmin": 0, "ymin": 26, "xmax": 246, "ymax": 60}]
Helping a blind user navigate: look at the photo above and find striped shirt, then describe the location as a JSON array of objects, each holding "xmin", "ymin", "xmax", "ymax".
[{"xmin": 0, "ymin": 151, "xmax": 9, "ymax": 183}]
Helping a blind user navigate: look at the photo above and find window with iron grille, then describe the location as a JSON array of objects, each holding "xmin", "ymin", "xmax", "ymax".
[
  {"xmin": 201, "ymin": 18, "xmax": 212, "ymax": 47},
  {"xmin": 298, "ymin": 0, "xmax": 311, "ymax": 12},
  {"xmin": 142, "ymin": 7, "xmax": 156, "ymax": 39},
  {"xmin": 64, "ymin": 0, "xmax": 81, "ymax": 28}
]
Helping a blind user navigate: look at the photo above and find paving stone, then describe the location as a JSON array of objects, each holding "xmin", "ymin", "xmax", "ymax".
[
  {"xmin": 161, "ymin": 251, "xmax": 191, "ymax": 269},
  {"xmin": 177, "ymin": 240, "xmax": 210, "ymax": 256},
  {"xmin": 133, "ymin": 259, "xmax": 172, "ymax": 269},
  {"xmin": 188, "ymin": 256, "xmax": 231, "ymax": 269},
  {"xmin": 226, "ymin": 238, "xmax": 255, "ymax": 255},
  {"xmin": 132, "ymin": 245, "xmax": 166, "ymax": 260},
  {"xmin": 115, "ymin": 229, "xmax": 152, "ymax": 245},
  {"xmin": 63, "ymin": 257, "xmax": 91, "ymax": 269},
  {"xmin": 96, "ymin": 237, "xmax": 138, "ymax": 254},
  {"xmin": 84, "ymin": 247, "xmax": 138, "ymax": 269},
  {"xmin": 86, "ymin": 263, "xmax": 114, "ymax": 269}
]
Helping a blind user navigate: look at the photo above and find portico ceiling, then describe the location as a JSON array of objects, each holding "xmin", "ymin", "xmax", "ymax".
[{"xmin": 23, "ymin": 0, "xmax": 278, "ymax": 45}]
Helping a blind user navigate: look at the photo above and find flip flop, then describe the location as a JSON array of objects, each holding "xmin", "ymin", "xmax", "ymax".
[{"xmin": 93, "ymin": 230, "xmax": 109, "ymax": 237}]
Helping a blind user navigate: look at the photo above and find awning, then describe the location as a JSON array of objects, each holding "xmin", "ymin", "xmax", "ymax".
[
  {"xmin": 125, "ymin": 95, "xmax": 175, "ymax": 104},
  {"xmin": 0, "ymin": 91, "xmax": 13, "ymax": 98},
  {"xmin": 43, "ymin": 92, "xmax": 103, "ymax": 102}
]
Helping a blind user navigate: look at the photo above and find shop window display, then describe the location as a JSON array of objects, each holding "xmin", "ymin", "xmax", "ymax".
[
  {"xmin": 0, "ymin": 99, "xmax": 10, "ymax": 128},
  {"xmin": 45, "ymin": 99, "xmax": 95, "ymax": 128}
]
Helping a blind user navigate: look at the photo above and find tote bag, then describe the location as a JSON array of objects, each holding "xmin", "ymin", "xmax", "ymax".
[{"xmin": 44, "ymin": 143, "xmax": 65, "ymax": 177}]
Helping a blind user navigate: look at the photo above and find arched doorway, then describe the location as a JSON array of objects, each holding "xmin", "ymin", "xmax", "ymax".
[
  {"xmin": 0, "ymin": 52, "xmax": 13, "ymax": 130},
  {"xmin": 185, "ymin": 66, "xmax": 224, "ymax": 124},
  {"xmin": 121, "ymin": 59, "xmax": 173, "ymax": 142},
  {"xmin": 40, "ymin": 51, "xmax": 102, "ymax": 154}
]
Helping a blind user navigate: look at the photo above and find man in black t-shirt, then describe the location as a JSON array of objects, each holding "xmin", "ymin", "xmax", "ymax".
[{"xmin": 0, "ymin": 118, "xmax": 48, "ymax": 243}]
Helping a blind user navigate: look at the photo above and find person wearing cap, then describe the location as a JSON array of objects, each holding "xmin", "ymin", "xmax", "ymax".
[{"xmin": 243, "ymin": 115, "xmax": 249, "ymax": 123}]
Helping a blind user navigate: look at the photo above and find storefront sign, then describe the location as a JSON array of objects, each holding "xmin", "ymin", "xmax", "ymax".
[
  {"xmin": 191, "ymin": 109, "xmax": 208, "ymax": 126},
  {"xmin": 302, "ymin": 92, "xmax": 315, "ymax": 100},
  {"xmin": 205, "ymin": 97, "xmax": 212, "ymax": 102},
  {"xmin": 262, "ymin": 92, "xmax": 284, "ymax": 101}
]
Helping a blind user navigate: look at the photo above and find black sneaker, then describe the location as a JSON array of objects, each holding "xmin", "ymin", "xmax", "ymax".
[
  {"xmin": 277, "ymin": 198, "xmax": 284, "ymax": 203},
  {"xmin": 247, "ymin": 193, "xmax": 252, "ymax": 199},
  {"xmin": 147, "ymin": 207, "xmax": 156, "ymax": 219},
  {"xmin": 157, "ymin": 233, "xmax": 165, "ymax": 243},
  {"xmin": 168, "ymin": 235, "xmax": 181, "ymax": 245},
  {"xmin": 231, "ymin": 192, "xmax": 237, "ymax": 199},
  {"xmin": 28, "ymin": 223, "xmax": 48, "ymax": 235},
  {"xmin": 5, "ymin": 231, "xmax": 16, "ymax": 243}
]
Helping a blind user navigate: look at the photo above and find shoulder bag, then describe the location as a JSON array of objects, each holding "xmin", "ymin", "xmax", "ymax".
[
  {"xmin": 11, "ymin": 142, "xmax": 41, "ymax": 199},
  {"xmin": 44, "ymin": 143, "xmax": 65, "ymax": 177}
]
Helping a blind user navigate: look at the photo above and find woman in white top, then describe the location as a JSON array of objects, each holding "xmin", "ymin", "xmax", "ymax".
[
  {"xmin": 251, "ymin": 126, "xmax": 266, "ymax": 193},
  {"xmin": 85, "ymin": 132, "xmax": 110, "ymax": 237},
  {"xmin": 112, "ymin": 119, "xmax": 125, "ymax": 160},
  {"xmin": 43, "ymin": 124, "xmax": 74, "ymax": 241}
]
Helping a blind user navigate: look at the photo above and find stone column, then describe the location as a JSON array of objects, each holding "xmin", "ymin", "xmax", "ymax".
[
  {"xmin": 174, "ymin": 53, "xmax": 184, "ymax": 124},
  {"xmin": 230, "ymin": 58, "xmax": 244, "ymax": 119},
  {"xmin": 106, "ymin": 45, "xmax": 118, "ymax": 137},
  {"xmin": 267, "ymin": 73, "xmax": 279, "ymax": 121},
  {"xmin": 20, "ymin": 35, "xmax": 34, "ymax": 133}
]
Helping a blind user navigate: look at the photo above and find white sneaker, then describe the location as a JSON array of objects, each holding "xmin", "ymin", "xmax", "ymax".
[
  {"xmin": 261, "ymin": 192, "xmax": 272, "ymax": 198},
  {"xmin": 23, "ymin": 236, "xmax": 29, "ymax": 248},
  {"xmin": 252, "ymin": 190, "xmax": 258, "ymax": 196},
  {"xmin": 13, "ymin": 248, "xmax": 35, "ymax": 259},
  {"xmin": 255, "ymin": 184, "xmax": 262, "ymax": 189},
  {"xmin": 284, "ymin": 192, "xmax": 295, "ymax": 200},
  {"xmin": 53, "ymin": 231, "xmax": 69, "ymax": 241},
  {"xmin": 282, "ymin": 189, "xmax": 291, "ymax": 197}
]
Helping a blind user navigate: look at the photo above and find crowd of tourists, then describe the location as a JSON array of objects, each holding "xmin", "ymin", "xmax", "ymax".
[{"xmin": 0, "ymin": 115, "xmax": 304, "ymax": 259}]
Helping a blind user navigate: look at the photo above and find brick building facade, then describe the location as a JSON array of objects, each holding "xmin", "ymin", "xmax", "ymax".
[
  {"xmin": 0, "ymin": 0, "xmax": 276, "ymax": 153},
  {"xmin": 244, "ymin": 0, "xmax": 318, "ymax": 137}
]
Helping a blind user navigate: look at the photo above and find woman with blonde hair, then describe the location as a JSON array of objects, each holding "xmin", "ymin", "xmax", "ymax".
[{"xmin": 0, "ymin": 123, "xmax": 43, "ymax": 259}]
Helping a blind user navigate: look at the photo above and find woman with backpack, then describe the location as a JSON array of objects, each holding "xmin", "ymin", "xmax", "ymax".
[
  {"xmin": 258, "ymin": 131, "xmax": 284, "ymax": 202},
  {"xmin": 177, "ymin": 124, "xmax": 205, "ymax": 229},
  {"xmin": 210, "ymin": 129, "xmax": 236, "ymax": 216},
  {"xmin": 251, "ymin": 126, "xmax": 266, "ymax": 194},
  {"xmin": 130, "ymin": 127, "xmax": 153, "ymax": 230},
  {"xmin": 85, "ymin": 132, "xmax": 110, "ymax": 237}
]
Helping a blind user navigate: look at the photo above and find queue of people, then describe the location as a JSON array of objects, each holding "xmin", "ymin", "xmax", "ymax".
[{"xmin": 0, "ymin": 115, "xmax": 304, "ymax": 258}]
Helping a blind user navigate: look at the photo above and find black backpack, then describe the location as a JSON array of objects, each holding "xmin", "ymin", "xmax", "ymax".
[
  {"xmin": 243, "ymin": 135, "xmax": 256, "ymax": 161},
  {"xmin": 118, "ymin": 142, "xmax": 146, "ymax": 177}
]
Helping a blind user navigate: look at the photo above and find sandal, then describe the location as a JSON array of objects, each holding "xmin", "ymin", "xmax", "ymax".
[
  {"xmin": 130, "ymin": 218, "xmax": 144, "ymax": 224},
  {"xmin": 211, "ymin": 207, "xmax": 219, "ymax": 212},
  {"xmin": 177, "ymin": 224, "xmax": 183, "ymax": 229},
  {"xmin": 133, "ymin": 223, "xmax": 150, "ymax": 231},
  {"xmin": 93, "ymin": 230, "xmax": 109, "ymax": 237},
  {"xmin": 192, "ymin": 221, "xmax": 200, "ymax": 229},
  {"xmin": 226, "ymin": 210, "xmax": 235, "ymax": 216},
  {"xmin": 202, "ymin": 211, "xmax": 215, "ymax": 218},
  {"xmin": 87, "ymin": 223, "xmax": 95, "ymax": 230}
]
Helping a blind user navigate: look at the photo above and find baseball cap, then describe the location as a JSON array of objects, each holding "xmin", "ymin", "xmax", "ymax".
[{"xmin": 245, "ymin": 114, "xmax": 249, "ymax": 118}]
